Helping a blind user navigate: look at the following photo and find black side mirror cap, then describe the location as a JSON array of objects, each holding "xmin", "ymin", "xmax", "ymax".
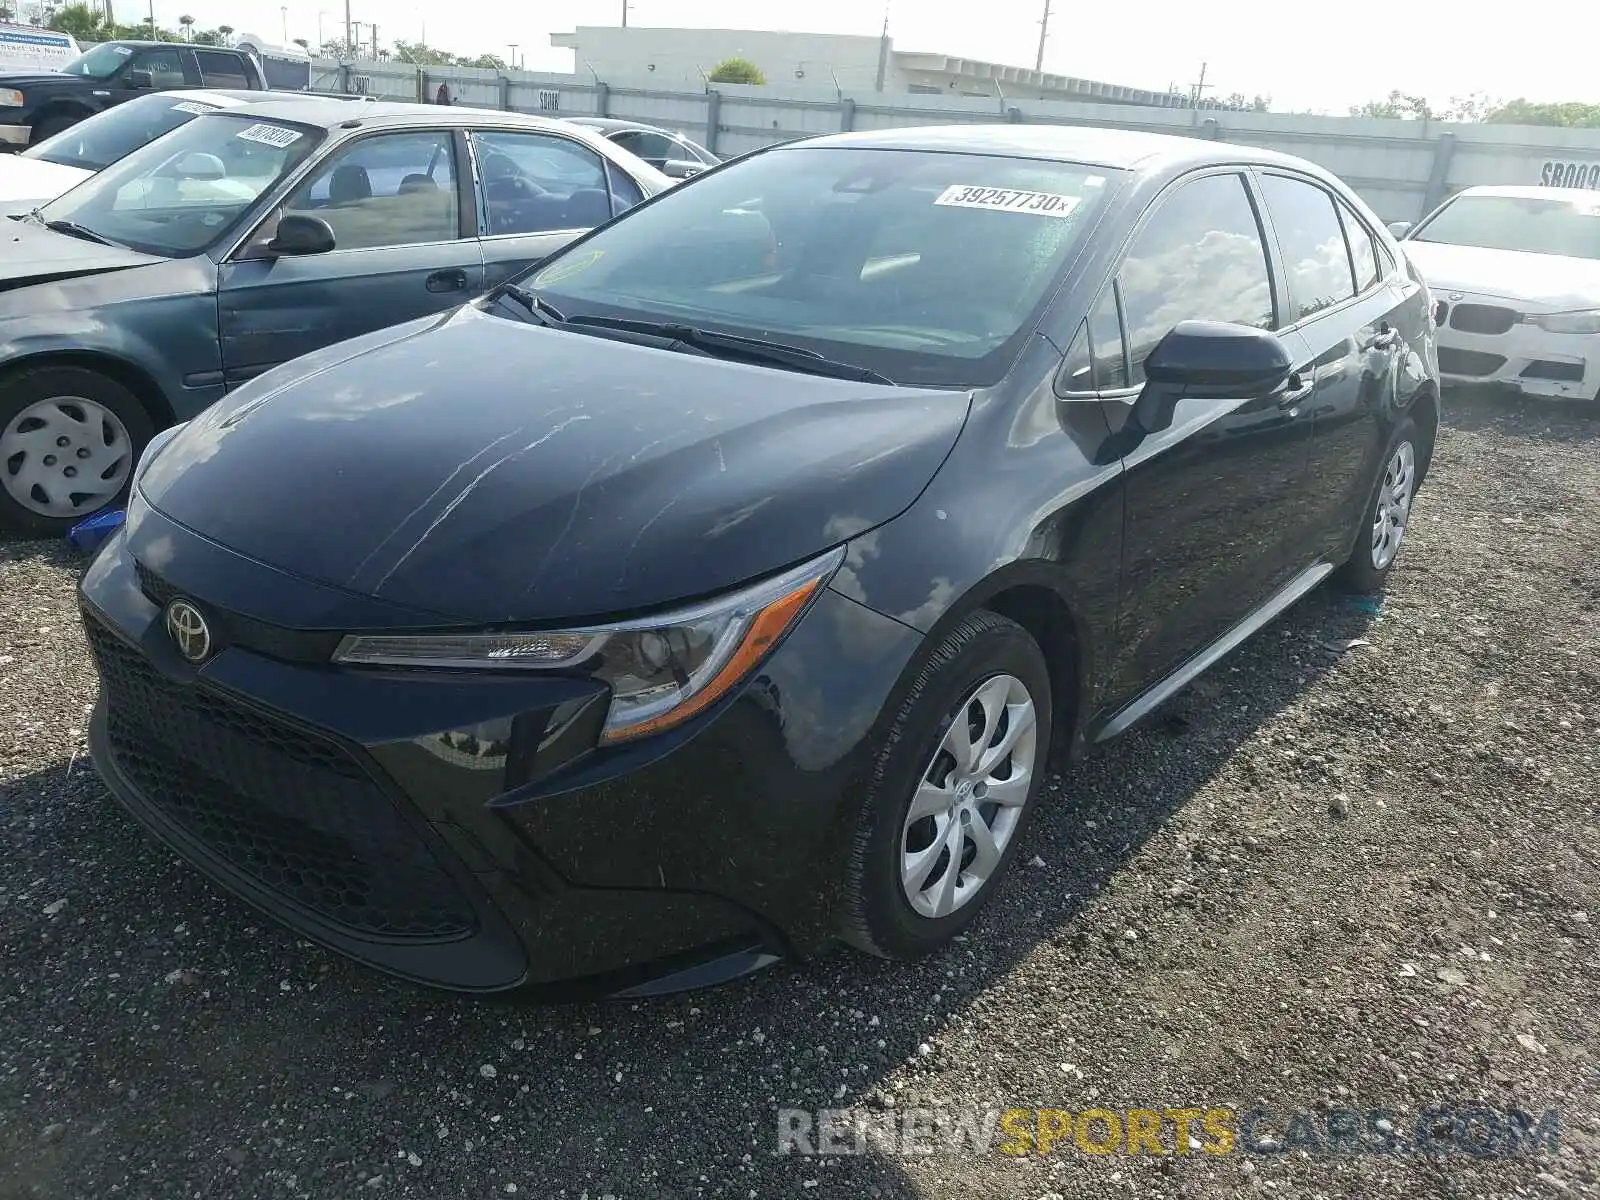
[
  {"xmin": 265, "ymin": 213, "xmax": 336, "ymax": 257},
  {"xmin": 124, "ymin": 69, "xmax": 154, "ymax": 89},
  {"xmin": 1132, "ymin": 320, "xmax": 1295, "ymax": 434}
]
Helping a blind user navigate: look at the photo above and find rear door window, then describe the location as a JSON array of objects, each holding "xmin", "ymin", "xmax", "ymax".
[
  {"xmin": 194, "ymin": 49, "xmax": 249, "ymax": 89},
  {"xmin": 1116, "ymin": 172, "xmax": 1275, "ymax": 386},
  {"xmin": 126, "ymin": 46, "xmax": 188, "ymax": 89},
  {"xmin": 472, "ymin": 130, "xmax": 613, "ymax": 234},
  {"xmin": 1337, "ymin": 200, "xmax": 1382, "ymax": 291}
]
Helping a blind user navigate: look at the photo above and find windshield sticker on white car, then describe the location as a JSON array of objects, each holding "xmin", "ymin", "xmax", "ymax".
[
  {"xmin": 235, "ymin": 123, "xmax": 303, "ymax": 148},
  {"xmin": 1085, "ymin": 176, "xmax": 1106, "ymax": 188},
  {"xmin": 171, "ymin": 101, "xmax": 218, "ymax": 115},
  {"xmin": 934, "ymin": 185, "xmax": 1082, "ymax": 218}
]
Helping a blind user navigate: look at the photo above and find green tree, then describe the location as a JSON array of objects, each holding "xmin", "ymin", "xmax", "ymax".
[
  {"xmin": 1349, "ymin": 89, "xmax": 1435, "ymax": 120},
  {"xmin": 216, "ymin": 23, "xmax": 233, "ymax": 42},
  {"xmin": 46, "ymin": 2, "xmax": 106, "ymax": 39},
  {"xmin": 0, "ymin": 3, "xmax": 14, "ymax": 19},
  {"xmin": 707, "ymin": 56, "xmax": 765, "ymax": 85},
  {"xmin": 192, "ymin": 28, "xmax": 222, "ymax": 44},
  {"xmin": 177, "ymin": 13, "xmax": 194, "ymax": 39},
  {"xmin": 1483, "ymin": 98, "xmax": 1600, "ymax": 128},
  {"xmin": 391, "ymin": 39, "xmax": 456, "ymax": 66},
  {"xmin": 457, "ymin": 53, "xmax": 506, "ymax": 69}
]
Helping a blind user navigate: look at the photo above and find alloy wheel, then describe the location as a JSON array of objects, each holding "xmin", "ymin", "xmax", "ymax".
[
  {"xmin": 900, "ymin": 673, "xmax": 1039, "ymax": 920},
  {"xmin": 0, "ymin": 396, "xmax": 133, "ymax": 519},
  {"xmin": 1370, "ymin": 439, "xmax": 1416, "ymax": 571}
]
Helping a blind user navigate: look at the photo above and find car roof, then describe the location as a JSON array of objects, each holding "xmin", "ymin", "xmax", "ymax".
[
  {"xmin": 568, "ymin": 117, "xmax": 662, "ymax": 134},
  {"xmin": 151, "ymin": 88, "xmax": 330, "ymax": 107},
  {"xmin": 792, "ymin": 124, "xmax": 1320, "ymax": 175},
  {"xmin": 1449, "ymin": 184, "xmax": 1600, "ymax": 203},
  {"xmin": 219, "ymin": 97, "xmax": 605, "ymax": 136}
]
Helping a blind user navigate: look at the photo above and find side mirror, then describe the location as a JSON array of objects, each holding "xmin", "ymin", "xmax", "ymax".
[
  {"xmin": 266, "ymin": 213, "xmax": 336, "ymax": 257},
  {"xmin": 662, "ymin": 158, "xmax": 702, "ymax": 179},
  {"xmin": 1133, "ymin": 320, "xmax": 1295, "ymax": 434},
  {"xmin": 124, "ymin": 69, "xmax": 155, "ymax": 90},
  {"xmin": 1386, "ymin": 220, "xmax": 1413, "ymax": 239}
]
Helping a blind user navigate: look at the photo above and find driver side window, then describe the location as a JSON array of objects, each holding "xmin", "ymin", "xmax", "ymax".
[
  {"xmin": 127, "ymin": 47, "xmax": 187, "ymax": 89},
  {"xmin": 1116, "ymin": 172, "xmax": 1275, "ymax": 386},
  {"xmin": 279, "ymin": 131, "xmax": 460, "ymax": 251},
  {"xmin": 471, "ymin": 130, "xmax": 612, "ymax": 236}
]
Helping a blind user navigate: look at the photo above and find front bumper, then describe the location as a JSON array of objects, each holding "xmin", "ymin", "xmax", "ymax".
[
  {"xmin": 0, "ymin": 123, "xmax": 29, "ymax": 149},
  {"xmin": 1434, "ymin": 292, "xmax": 1598, "ymax": 401},
  {"xmin": 78, "ymin": 511, "xmax": 924, "ymax": 996}
]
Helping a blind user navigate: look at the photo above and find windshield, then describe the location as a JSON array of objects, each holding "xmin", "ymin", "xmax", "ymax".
[
  {"xmin": 22, "ymin": 93, "xmax": 222, "ymax": 171},
  {"xmin": 1412, "ymin": 193, "xmax": 1600, "ymax": 260},
  {"xmin": 519, "ymin": 146, "xmax": 1116, "ymax": 388},
  {"xmin": 60, "ymin": 43, "xmax": 135, "ymax": 79},
  {"xmin": 37, "ymin": 112, "xmax": 322, "ymax": 257}
]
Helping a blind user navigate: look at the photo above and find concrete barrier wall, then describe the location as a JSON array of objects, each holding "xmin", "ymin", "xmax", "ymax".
[{"xmin": 312, "ymin": 59, "xmax": 1600, "ymax": 223}]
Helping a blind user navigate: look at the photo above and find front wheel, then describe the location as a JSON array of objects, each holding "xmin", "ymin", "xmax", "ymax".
[
  {"xmin": 29, "ymin": 113, "xmax": 80, "ymax": 144},
  {"xmin": 1336, "ymin": 417, "xmax": 1421, "ymax": 594},
  {"xmin": 838, "ymin": 610, "xmax": 1053, "ymax": 960},
  {"xmin": 0, "ymin": 366, "xmax": 153, "ymax": 538}
]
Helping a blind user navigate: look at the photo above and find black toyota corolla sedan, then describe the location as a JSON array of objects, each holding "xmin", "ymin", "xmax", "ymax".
[{"xmin": 79, "ymin": 125, "xmax": 1440, "ymax": 996}]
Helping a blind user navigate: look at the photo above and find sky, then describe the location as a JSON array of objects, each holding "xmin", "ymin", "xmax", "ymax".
[{"xmin": 126, "ymin": 0, "xmax": 1597, "ymax": 115}]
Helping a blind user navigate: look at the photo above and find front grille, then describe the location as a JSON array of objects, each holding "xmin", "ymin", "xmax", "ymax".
[
  {"xmin": 85, "ymin": 615, "xmax": 476, "ymax": 940},
  {"xmin": 135, "ymin": 561, "xmax": 178, "ymax": 610},
  {"xmin": 1521, "ymin": 359, "xmax": 1586, "ymax": 383},
  {"xmin": 1449, "ymin": 303, "xmax": 1518, "ymax": 335},
  {"xmin": 1438, "ymin": 347, "xmax": 1507, "ymax": 377}
]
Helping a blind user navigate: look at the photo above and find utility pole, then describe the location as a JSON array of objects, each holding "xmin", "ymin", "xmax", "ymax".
[
  {"xmin": 507, "ymin": 42, "xmax": 517, "ymax": 67},
  {"xmin": 621, "ymin": 0, "xmax": 628, "ymax": 26},
  {"xmin": 1034, "ymin": 0, "xmax": 1051, "ymax": 73},
  {"xmin": 146, "ymin": 0, "xmax": 153, "ymax": 35},
  {"xmin": 873, "ymin": 6, "xmax": 889, "ymax": 92},
  {"xmin": 343, "ymin": 0, "xmax": 351, "ymax": 59},
  {"xmin": 1188, "ymin": 60, "xmax": 1211, "ymax": 109},
  {"xmin": 370, "ymin": 22, "xmax": 377, "ymax": 59}
]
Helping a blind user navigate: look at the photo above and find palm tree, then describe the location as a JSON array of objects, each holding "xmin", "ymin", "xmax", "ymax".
[
  {"xmin": 291, "ymin": 36, "xmax": 308, "ymax": 50},
  {"xmin": 216, "ymin": 22, "xmax": 233, "ymax": 43},
  {"xmin": 178, "ymin": 13, "xmax": 194, "ymax": 39}
]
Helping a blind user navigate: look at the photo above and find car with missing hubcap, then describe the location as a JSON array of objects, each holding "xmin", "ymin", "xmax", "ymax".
[
  {"xmin": 80, "ymin": 125, "xmax": 1440, "ymax": 996},
  {"xmin": 0, "ymin": 97, "xmax": 668, "ymax": 537}
]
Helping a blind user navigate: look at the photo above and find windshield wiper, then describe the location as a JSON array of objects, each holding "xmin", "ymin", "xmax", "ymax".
[
  {"xmin": 563, "ymin": 314, "xmax": 896, "ymax": 385},
  {"xmin": 40, "ymin": 217, "xmax": 119, "ymax": 247},
  {"xmin": 493, "ymin": 283, "xmax": 568, "ymax": 325}
]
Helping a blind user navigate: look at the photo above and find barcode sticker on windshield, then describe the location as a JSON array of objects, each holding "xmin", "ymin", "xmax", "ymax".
[
  {"xmin": 171, "ymin": 101, "xmax": 218, "ymax": 115},
  {"xmin": 235, "ymin": 123, "xmax": 303, "ymax": 148},
  {"xmin": 935, "ymin": 185, "xmax": 1081, "ymax": 218}
]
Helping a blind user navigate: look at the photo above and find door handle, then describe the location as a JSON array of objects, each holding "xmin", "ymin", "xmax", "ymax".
[
  {"xmin": 426, "ymin": 268, "xmax": 469, "ymax": 293},
  {"xmin": 1278, "ymin": 370, "xmax": 1315, "ymax": 409},
  {"xmin": 1364, "ymin": 324, "xmax": 1398, "ymax": 351}
]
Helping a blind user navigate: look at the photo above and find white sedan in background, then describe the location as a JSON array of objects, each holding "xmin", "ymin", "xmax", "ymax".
[
  {"xmin": 0, "ymin": 88, "xmax": 358, "ymax": 213},
  {"xmin": 1394, "ymin": 185, "xmax": 1600, "ymax": 402}
]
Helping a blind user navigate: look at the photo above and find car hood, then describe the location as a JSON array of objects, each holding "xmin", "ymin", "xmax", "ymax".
[
  {"xmin": 1402, "ymin": 239, "xmax": 1600, "ymax": 309},
  {"xmin": 0, "ymin": 155, "xmax": 92, "ymax": 207},
  {"xmin": 0, "ymin": 216, "xmax": 163, "ymax": 288},
  {"xmin": 0, "ymin": 73, "xmax": 74, "ymax": 87},
  {"xmin": 140, "ymin": 305, "xmax": 973, "ymax": 624}
]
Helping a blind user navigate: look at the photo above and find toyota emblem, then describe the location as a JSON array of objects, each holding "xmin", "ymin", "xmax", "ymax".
[{"xmin": 165, "ymin": 598, "xmax": 212, "ymax": 663}]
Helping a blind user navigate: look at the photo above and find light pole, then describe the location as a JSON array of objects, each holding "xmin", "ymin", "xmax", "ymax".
[
  {"xmin": 280, "ymin": 5, "xmax": 287, "ymax": 43},
  {"xmin": 507, "ymin": 42, "xmax": 517, "ymax": 68}
]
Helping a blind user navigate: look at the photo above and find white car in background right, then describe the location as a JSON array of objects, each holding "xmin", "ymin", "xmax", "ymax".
[{"xmin": 1393, "ymin": 185, "xmax": 1600, "ymax": 402}]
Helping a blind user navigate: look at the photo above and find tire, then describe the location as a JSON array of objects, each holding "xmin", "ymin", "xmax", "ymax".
[
  {"xmin": 838, "ymin": 610, "xmax": 1053, "ymax": 960},
  {"xmin": 29, "ymin": 113, "xmax": 80, "ymax": 144},
  {"xmin": 1335, "ymin": 416, "xmax": 1421, "ymax": 594},
  {"xmin": 0, "ymin": 366, "xmax": 153, "ymax": 538}
]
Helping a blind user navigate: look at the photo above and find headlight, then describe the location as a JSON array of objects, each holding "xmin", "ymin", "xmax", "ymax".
[
  {"xmin": 0, "ymin": 89, "xmax": 24, "ymax": 108},
  {"xmin": 334, "ymin": 546, "xmax": 845, "ymax": 744},
  {"xmin": 1530, "ymin": 309, "xmax": 1600, "ymax": 335}
]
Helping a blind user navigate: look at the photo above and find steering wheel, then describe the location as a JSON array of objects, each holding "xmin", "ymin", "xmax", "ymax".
[{"xmin": 481, "ymin": 152, "xmax": 545, "ymax": 195}]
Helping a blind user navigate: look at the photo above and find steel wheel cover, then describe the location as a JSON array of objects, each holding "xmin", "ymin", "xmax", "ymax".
[{"xmin": 1, "ymin": 396, "xmax": 133, "ymax": 519}]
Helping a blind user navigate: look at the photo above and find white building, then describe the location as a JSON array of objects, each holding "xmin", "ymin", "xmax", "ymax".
[{"xmin": 550, "ymin": 25, "xmax": 1213, "ymax": 109}]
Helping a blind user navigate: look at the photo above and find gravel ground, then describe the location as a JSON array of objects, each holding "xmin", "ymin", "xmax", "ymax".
[{"xmin": 1, "ymin": 390, "xmax": 1597, "ymax": 1199}]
